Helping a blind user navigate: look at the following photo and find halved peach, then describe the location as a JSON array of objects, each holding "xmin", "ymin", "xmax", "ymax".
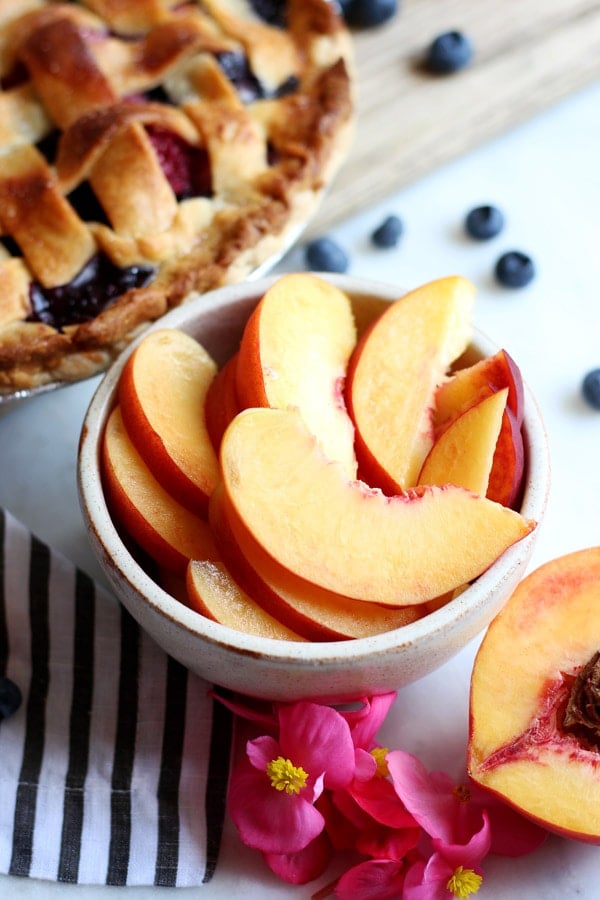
[
  {"xmin": 418, "ymin": 388, "xmax": 508, "ymax": 496},
  {"xmin": 102, "ymin": 405, "xmax": 217, "ymax": 574},
  {"xmin": 219, "ymin": 406, "xmax": 535, "ymax": 606},
  {"xmin": 209, "ymin": 486, "xmax": 423, "ymax": 641},
  {"xmin": 235, "ymin": 272, "xmax": 358, "ymax": 477},
  {"xmin": 119, "ymin": 328, "xmax": 219, "ymax": 515},
  {"xmin": 186, "ymin": 559, "xmax": 306, "ymax": 641},
  {"xmin": 468, "ymin": 548, "xmax": 600, "ymax": 843},
  {"xmin": 345, "ymin": 275, "xmax": 476, "ymax": 493}
]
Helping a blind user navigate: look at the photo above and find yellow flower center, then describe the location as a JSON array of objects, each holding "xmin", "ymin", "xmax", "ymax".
[
  {"xmin": 446, "ymin": 866, "xmax": 483, "ymax": 898},
  {"xmin": 266, "ymin": 756, "xmax": 308, "ymax": 795},
  {"xmin": 370, "ymin": 746, "xmax": 390, "ymax": 777}
]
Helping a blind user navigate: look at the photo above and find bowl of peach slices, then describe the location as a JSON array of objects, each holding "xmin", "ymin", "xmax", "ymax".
[{"xmin": 78, "ymin": 272, "xmax": 550, "ymax": 701}]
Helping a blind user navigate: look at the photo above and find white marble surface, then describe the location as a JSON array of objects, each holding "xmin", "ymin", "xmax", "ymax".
[{"xmin": 0, "ymin": 80, "xmax": 599, "ymax": 898}]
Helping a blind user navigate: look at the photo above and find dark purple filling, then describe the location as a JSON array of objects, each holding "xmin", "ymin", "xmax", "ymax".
[
  {"xmin": 249, "ymin": 0, "xmax": 287, "ymax": 27},
  {"xmin": 216, "ymin": 51, "xmax": 298, "ymax": 103},
  {"xmin": 27, "ymin": 253, "xmax": 155, "ymax": 330},
  {"xmin": 0, "ymin": 61, "xmax": 29, "ymax": 90},
  {"xmin": 216, "ymin": 52, "xmax": 263, "ymax": 103}
]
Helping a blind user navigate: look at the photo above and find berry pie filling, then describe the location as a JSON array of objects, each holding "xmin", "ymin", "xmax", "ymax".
[
  {"xmin": 0, "ymin": 1, "xmax": 353, "ymax": 388},
  {"xmin": 28, "ymin": 254, "xmax": 156, "ymax": 331}
]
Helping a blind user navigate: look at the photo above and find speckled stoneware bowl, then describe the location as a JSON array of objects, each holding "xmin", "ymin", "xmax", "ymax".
[{"xmin": 78, "ymin": 274, "xmax": 550, "ymax": 702}]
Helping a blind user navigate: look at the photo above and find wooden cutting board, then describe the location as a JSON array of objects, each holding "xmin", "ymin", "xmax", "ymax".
[{"xmin": 307, "ymin": 0, "xmax": 600, "ymax": 237}]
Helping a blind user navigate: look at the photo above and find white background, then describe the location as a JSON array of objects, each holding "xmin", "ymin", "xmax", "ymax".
[{"xmin": 0, "ymin": 81, "xmax": 599, "ymax": 897}]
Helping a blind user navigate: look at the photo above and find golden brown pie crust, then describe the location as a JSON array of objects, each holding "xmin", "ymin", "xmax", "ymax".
[{"xmin": 0, "ymin": 0, "xmax": 354, "ymax": 392}]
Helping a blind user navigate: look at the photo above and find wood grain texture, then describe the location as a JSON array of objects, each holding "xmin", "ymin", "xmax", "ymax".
[{"xmin": 307, "ymin": 0, "xmax": 600, "ymax": 236}]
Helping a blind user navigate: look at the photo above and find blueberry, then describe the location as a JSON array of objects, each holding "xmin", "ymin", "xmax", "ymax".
[
  {"xmin": 465, "ymin": 205, "xmax": 504, "ymax": 240},
  {"xmin": 582, "ymin": 369, "xmax": 600, "ymax": 410},
  {"xmin": 305, "ymin": 237, "xmax": 349, "ymax": 273},
  {"xmin": 371, "ymin": 214, "xmax": 404, "ymax": 248},
  {"xmin": 340, "ymin": 0, "xmax": 398, "ymax": 28},
  {"xmin": 0, "ymin": 676, "xmax": 22, "ymax": 720},
  {"xmin": 494, "ymin": 251, "xmax": 536, "ymax": 288},
  {"xmin": 425, "ymin": 31, "xmax": 474, "ymax": 74}
]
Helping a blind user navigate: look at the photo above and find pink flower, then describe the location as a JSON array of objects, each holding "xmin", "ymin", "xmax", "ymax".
[
  {"xmin": 228, "ymin": 701, "xmax": 356, "ymax": 858},
  {"xmin": 387, "ymin": 750, "xmax": 546, "ymax": 857},
  {"xmin": 403, "ymin": 851, "xmax": 485, "ymax": 900}
]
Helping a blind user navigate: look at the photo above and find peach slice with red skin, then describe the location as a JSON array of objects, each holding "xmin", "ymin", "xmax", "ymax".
[
  {"xmin": 468, "ymin": 548, "xmax": 600, "ymax": 843},
  {"xmin": 435, "ymin": 348, "xmax": 524, "ymax": 432},
  {"xmin": 486, "ymin": 405, "xmax": 525, "ymax": 508},
  {"xmin": 186, "ymin": 559, "xmax": 307, "ymax": 642},
  {"xmin": 235, "ymin": 272, "xmax": 358, "ymax": 477},
  {"xmin": 204, "ymin": 352, "xmax": 241, "ymax": 453},
  {"xmin": 345, "ymin": 275, "xmax": 476, "ymax": 494},
  {"xmin": 119, "ymin": 328, "xmax": 219, "ymax": 515},
  {"xmin": 219, "ymin": 406, "xmax": 535, "ymax": 606},
  {"xmin": 209, "ymin": 485, "xmax": 423, "ymax": 640},
  {"xmin": 102, "ymin": 405, "xmax": 218, "ymax": 574},
  {"xmin": 418, "ymin": 388, "xmax": 508, "ymax": 496}
]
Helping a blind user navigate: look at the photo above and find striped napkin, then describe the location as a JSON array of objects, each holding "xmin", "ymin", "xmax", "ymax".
[{"xmin": 0, "ymin": 507, "xmax": 233, "ymax": 887}]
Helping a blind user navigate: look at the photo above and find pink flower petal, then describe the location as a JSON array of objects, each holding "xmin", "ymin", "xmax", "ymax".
[
  {"xmin": 431, "ymin": 810, "xmax": 491, "ymax": 867},
  {"xmin": 349, "ymin": 774, "xmax": 419, "ymax": 829},
  {"xmin": 354, "ymin": 748, "xmax": 378, "ymax": 781},
  {"xmin": 278, "ymin": 702, "xmax": 355, "ymax": 790},
  {"xmin": 264, "ymin": 831, "xmax": 332, "ymax": 885},
  {"xmin": 387, "ymin": 750, "xmax": 457, "ymax": 842},
  {"xmin": 341, "ymin": 692, "xmax": 398, "ymax": 749},
  {"xmin": 246, "ymin": 734, "xmax": 280, "ymax": 771},
  {"xmin": 335, "ymin": 858, "xmax": 406, "ymax": 899},
  {"xmin": 316, "ymin": 791, "xmax": 361, "ymax": 851},
  {"xmin": 228, "ymin": 760, "xmax": 325, "ymax": 854}
]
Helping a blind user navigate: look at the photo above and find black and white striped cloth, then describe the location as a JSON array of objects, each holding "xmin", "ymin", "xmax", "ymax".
[{"xmin": 0, "ymin": 508, "xmax": 233, "ymax": 887}]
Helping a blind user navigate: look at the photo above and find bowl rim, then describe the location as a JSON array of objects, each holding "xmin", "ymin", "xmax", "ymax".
[{"xmin": 78, "ymin": 272, "xmax": 551, "ymax": 667}]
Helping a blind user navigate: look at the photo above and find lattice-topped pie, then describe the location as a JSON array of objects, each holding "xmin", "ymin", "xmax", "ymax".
[{"xmin": 0, "ymin": 0, "xmax": 354, "ymax": 392}]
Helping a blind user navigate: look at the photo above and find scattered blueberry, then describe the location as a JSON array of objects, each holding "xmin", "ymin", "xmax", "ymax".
[
  {"xmin": 494, "ymin": 251, "xmax": 535, "ymax": 288},
  {"xmin": 425, "ymin": 31, "xmax": 474, "ymax": 74},
  {"xmin": 371, "ymin": 214, "xmax": 404, "ymax": 248},
  {"xmin": 465, "ymin": 205, "xmax": 505, "ymax": 240},
  {"xmin": 0, "ymin": 676, "xmax": 22, "ymax": 721},
  {"xmin": 582, "ymin": 369, "xmax": 600, "ymax": 410},
  {"xmin": 340, "ymin": 0, "xmax": 398, "ymax": 28},
  {"xmin": 305, "ymin": 237, "xmax": 349, "ymax": 273}
]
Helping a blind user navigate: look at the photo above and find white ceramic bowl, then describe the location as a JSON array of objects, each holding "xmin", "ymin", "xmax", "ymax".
[{"xmin": 78, "ymin": 274, "xmax": 550, "ymax": 702}]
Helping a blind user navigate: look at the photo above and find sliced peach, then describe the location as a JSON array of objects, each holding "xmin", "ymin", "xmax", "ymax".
[
  {"xmin": 219, "ymin": 407, "xmax": 535, "ymax": 606},
  {"xmin": 204, "ymin": 352, "xmax": 241, "ymax": 453},
  {"xmin": 345, "ymin": 275, "xmax": 476, "ymax": 493},
  {"xmin": 186, "ymin": 559, "xmax": 307, "ymax": 642},
  {"xmin": 235, "ymin": 272, "xmax": 358, "ymax": 477},
  {"xmin": 418, "ymin": 388, "xmax": 508, "ymax": 496},
  {"xmin": 435, "ymin": 348, "xmax": 524, "ymax": 431},
  {"xmin": 486, "ymin": 405, "xmax": 525, "ymax": 509},
  {"xmin": 102, "ymin": 405, "xmax": 217, "ymax": 574},
  {"xmin": 209, "ymin": 486, "xmax": 423, "ymax": 641},
  {"xmin": 119, "ymin": 328, "xmax": 219, "ymax": 515},
  {"xmin": 468, "ymin": 548, "xmax": 600, "ymax": 843}
]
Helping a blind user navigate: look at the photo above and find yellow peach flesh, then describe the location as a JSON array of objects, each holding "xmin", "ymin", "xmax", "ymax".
[
  {"xmin": 346, "ymin": 275, "xmax": 476, "ymax": 491},
  {"xmin": 220, "ymin": 406, "xmax": 535, "ymax": 606}
]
